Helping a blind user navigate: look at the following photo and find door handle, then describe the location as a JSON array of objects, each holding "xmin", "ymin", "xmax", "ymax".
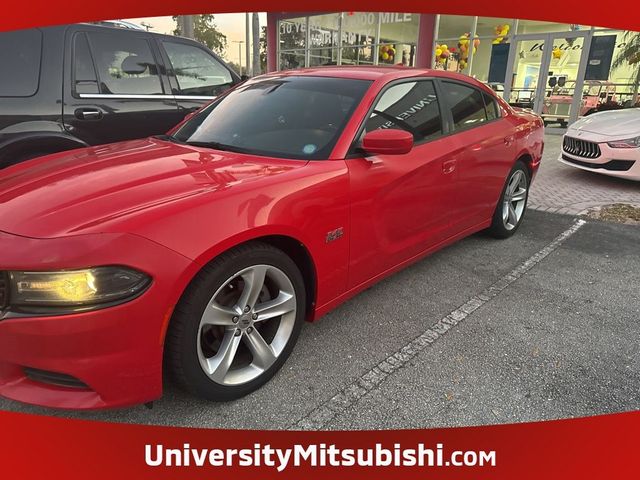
[
  {"xmin": 504, "ymin": 135, "xmax": 515, "ymax": 146},
  {"xmin": 443, "ymin": 159, "xmax": 457, "ymax": 174},
  {"xmin": 75, "ymin": 108, "xmax": 103, "ymax": 120}
]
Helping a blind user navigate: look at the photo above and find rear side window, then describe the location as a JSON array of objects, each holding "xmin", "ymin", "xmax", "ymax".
[
  {"xmin": 162, "ymin": 41, "xmax": 233, "ymax": 96},
  {"xmin": 441, "ymin": 81, "xmax": 488, "ymax": 130},
  {"xmin": 73, "ymin": 33, "xmax": 99, "ymax": 94},
  {"xmin": 0, "ymin": 29, "xmax": 42, "ymax": 97},
  {"xmin": 365, "ymin": 80, "xmax": 442, "ymax": 142},
  {"xmin": 87, "ymin": 32, "xmax": 163, "ymax": 95},
  {"xmin": 483, "ymin": 92, "xmax": 500, "ymax": 120}
]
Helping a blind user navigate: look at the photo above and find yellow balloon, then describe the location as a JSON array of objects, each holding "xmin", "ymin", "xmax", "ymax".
[
  {"xmin": 435, "ymin": 48, "xmax": 442, "ymax": 56},
  {"xmin": 441, "ymin": 44, "xmax": 448, "ymax": 50},
  {"xmin": 382, "ymin": 52, "xmax": 389, "ymax": 60}
]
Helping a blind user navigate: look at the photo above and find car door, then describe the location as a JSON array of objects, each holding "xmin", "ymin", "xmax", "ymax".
[
  {"xmin": 157, "ymin": 38, "xmax": 239, "ymax": 118},
  {"xmin": 346, "ymin": 79, "xmax": 461, "ymax": 289},
  {"xmin": 438, "ymin": 80, "xmax": 516, "ymax": 233},
  {"xmin": 63, "ymin": 28, "xmax": 182, "ymax": 146}
]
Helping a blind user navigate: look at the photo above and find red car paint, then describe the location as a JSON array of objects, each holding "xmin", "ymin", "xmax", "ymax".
[{"xmin": 0, "ymin": 67, "xmax": 543, "ymax": 409}]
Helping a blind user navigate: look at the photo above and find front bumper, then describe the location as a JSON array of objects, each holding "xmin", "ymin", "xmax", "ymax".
[
  {"xmin": 0, "ymin": 231, "xmax": 194, "ymax": 409},
  {"xmin": 558, "ymin": 141, "xmax": 640, "ymax": 181}
]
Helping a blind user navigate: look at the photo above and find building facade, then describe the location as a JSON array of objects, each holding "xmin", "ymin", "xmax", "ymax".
[{"xmin": 265, "ymin": 12, "xmax": 640, "ymax": 126}]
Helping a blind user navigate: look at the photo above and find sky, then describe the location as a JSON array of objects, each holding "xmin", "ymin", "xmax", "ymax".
[{"xmin": 123, "ymin": 13, "xmax": 267, "ymax": 65}]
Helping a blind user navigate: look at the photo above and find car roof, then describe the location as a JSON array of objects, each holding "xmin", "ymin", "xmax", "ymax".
[{"xmin": 257, "ymin": 66, "xmax": 491, "ymax": 89}]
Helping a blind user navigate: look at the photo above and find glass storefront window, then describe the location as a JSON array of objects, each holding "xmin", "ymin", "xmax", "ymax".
[
  {"xmin": 434, "ymin": 37, "xmax": 478, "ymax": 74},
  {"xmin": 342, "ymin": 12, "xmax": 377, "ymax": 47},
  {"xmin": 517, "ymin": 20, "xmax": 575, "ymax": 35},
  {"xmin": 279, "ymin": 17, "xmax": 306, "ymax": 50},
  {"xmin": 475, "ymin": 17, "xmax": 514, "ymax": 39},
  {"xmin": 341, "ymin": 46, "xmax": 374, "ymax": 65},
  {"xmin": 436, "ymin": 15, "xmax": 473, "ymax": 40},
  {"xmin": 379, "ymin": 12, "xmax": 419, "ymax": 44},
  {"xmin": 594, "ymin": 30, "xmax": 640, "ymax": 106},
  {"xmin": 309, "ymin": 48, "xmax": 339, "ymax": 67},
  {"xmin": 378, "ymin": 13, "xmax": 418, "ymax": 66},
  {"xmin": 309, "ymin": 13, "xmax": 340, "ymax": 49},
  {"xmin": 279, "ymin": 51, "xmax": 305, "ymax": 70}
]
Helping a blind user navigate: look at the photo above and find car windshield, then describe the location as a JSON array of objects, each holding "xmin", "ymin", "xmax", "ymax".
[{"xmin": 172, "ymin": 75, "xmax": 372, "ymax": 160}]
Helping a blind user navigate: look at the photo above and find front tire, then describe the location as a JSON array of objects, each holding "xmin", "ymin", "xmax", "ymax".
[
  {"xmin": 487, "ymin": 161, "xmax": 530, "ymax": 238},
  {"xmin": 166, "ymin": 242, "xmax": 306, "ymax": 401}
]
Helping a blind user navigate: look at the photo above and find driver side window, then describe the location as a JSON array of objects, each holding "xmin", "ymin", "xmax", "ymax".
[{"xmin": 365, "ymin": 80, "xmax": 443, "ymax": 143}]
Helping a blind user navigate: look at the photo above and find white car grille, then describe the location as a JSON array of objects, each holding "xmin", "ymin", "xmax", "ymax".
[{"xmin": 563, "ymin": 136, "xmax": 601, "ymax": 159}]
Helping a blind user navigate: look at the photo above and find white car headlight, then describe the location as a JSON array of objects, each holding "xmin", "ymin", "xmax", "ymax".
[
  {"xmin": 7, "ymin": 266, "xmax": 151, "ymax": 313},
  {"xmin": 607, "ymin": 136, "xmax": 640, "ymax": 148}
]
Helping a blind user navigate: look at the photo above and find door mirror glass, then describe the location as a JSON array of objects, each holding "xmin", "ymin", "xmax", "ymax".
[{"xmin": 362, "ymin": 129, "xmax": 413, "ymax": 155}]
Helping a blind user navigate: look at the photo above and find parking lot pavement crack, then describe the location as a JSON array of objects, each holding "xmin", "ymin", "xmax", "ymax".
[{"xmin": 290, "ymin": 219, "xmax": 588, "ymax": 430}]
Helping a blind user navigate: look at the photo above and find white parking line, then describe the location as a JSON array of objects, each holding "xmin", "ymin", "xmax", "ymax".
[{"xmin": 292, "ymin": 219, "xmax": 588, "ymax": 430}]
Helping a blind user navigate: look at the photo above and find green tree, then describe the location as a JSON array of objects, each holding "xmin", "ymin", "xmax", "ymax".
[
  {"xmin": 611, "ymin": 32, "xmax": 640, "ymax": 105},
  {"xmin": 173, "ymin": 15, "xmax": 227, "ymax": 56}
]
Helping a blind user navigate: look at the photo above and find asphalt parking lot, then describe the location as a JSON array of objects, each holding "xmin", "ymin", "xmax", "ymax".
[{"xmin": 1, "ymin": 209, "xmax": 638, "ymax": 429}]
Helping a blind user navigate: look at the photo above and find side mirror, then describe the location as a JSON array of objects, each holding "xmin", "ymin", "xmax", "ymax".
[{"xmin": 362, "ymin": 129, "xmax": 413, "ymax": 156}]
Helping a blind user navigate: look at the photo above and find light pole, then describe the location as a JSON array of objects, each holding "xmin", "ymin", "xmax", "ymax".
[{"xmin": 232, "ymin": 40, "xmax": 245, "ymax": 75}]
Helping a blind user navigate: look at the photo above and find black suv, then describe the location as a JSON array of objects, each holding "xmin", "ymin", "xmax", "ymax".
[{"xmin": 0, "ymin": 23, "xmax": 241, "ymax": 168}]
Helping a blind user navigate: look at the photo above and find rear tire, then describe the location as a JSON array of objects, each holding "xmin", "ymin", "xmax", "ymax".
[
  {"xmin": 487, "ymin": 160, "xmax": 530, "ymax": 239},
  {"xmin": 165, "ymin": 242, "xmax": 306, "ymax": 401}
]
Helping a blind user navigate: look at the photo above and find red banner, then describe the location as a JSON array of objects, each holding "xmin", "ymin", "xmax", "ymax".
[
  {"xmin": 0, "ymin": 409, "xmax": 637, "ymax": 478},
  {"xmin": 1, "ymin": 1, "xmax": 640, "ymax": 33}
]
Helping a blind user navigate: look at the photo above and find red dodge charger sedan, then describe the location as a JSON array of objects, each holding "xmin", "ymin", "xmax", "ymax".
[{"xmin": 0, "ymin": 67, "xmax": 543, "ymax": 409}]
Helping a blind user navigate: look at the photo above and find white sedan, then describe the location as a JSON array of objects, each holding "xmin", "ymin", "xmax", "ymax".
[{"xmin": 559, "ymin": 108, "xmax": 640, "ymax": 180}]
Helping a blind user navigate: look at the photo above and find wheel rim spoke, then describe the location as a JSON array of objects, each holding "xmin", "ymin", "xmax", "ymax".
[
  {"xmin": 508, "ymin": 203, "xmax": 518, "ymax": 226},
  {"xmin": 254, "ymin": 292, "xmax": 296, "ymax": 322},
  {"xmin": 511, "ymin": 187, "xmax": 527, "ymax": 203},
  {"xmin": 201, "ymin": 301, "xmax": 241, "ymax": 326},
  {"xmin": 243, "ymin": 328, "xmax": 277, "ymax": 369},
  {"xmin": 204, "ymin": 330, "xmax": 242, "ymax": 382},
  {"xmin": 238, "ymin": 266, "xmax": 268, "ymax": 310},
  {"xmin": 508, "ymin": 171, "xmax": 521, "ymax": 194}
]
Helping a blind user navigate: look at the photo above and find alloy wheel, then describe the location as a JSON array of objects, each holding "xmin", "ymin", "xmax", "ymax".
[
  {"xmin": 502, "ymin": 169, "xmax": 528, "ymax": 231},
  {"xmin": 196, "ymin": 264, "xmax": 297, "ymax": 386}
]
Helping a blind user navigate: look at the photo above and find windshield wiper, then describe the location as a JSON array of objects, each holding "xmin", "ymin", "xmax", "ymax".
[
  {"xmin": 153, "ymin": 134, "xmax": 184, "ymax": 144},
  {"xmin": 184, "ymin": 141, "xmax": 251, "ymax": 154}
]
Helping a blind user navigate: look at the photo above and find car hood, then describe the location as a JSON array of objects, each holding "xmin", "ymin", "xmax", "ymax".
[
  {"xmin": 0, "ymin": 138, "xmax": 305, "ymax": 238},
  {"xmin": 569, "ymin": 108, "xmax": 640, "ymax": 138}
]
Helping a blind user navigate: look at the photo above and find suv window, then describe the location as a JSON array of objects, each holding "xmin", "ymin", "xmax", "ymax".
[
  {"xmin": 365, "ymin": 80, "xmax": 442, "ymax": 142},
  {"xmin": 162, "ymin": 41, "xmax": 233, "ymax": 96},
  {"xmin": 441, "ymin": 81, "xmax": 488, "ymax": 130},
  {"xmin": 0, "ymin": 29, "xmax": 42, "ymax": 97},
  {"xmin": 87, "ymin": 32, "xmax": 163, "ymax": 95},
  {"xmin": 73, "ymin": 33, "xmax": 99, "ymax": 95}
]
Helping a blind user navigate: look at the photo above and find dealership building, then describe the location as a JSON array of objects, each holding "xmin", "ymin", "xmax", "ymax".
[{"xmin": 265, "ymin": 12, "xmax": 639, "ymax": 125}]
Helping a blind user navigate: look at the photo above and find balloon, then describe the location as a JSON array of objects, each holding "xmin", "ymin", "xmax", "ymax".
[
  {"xmin": 382, "ymin": 52, "xmax": 389, "ymax": 60},
  {"xmin": 441, "ymin": 44, "xmax": 448, "ymax": 50},
  {"xmin": 435, "ymin": 48, "xmax": 442, "ymax": 56}
]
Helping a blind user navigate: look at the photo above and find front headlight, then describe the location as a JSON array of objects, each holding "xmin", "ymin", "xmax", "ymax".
[
  {"xmin": 7, "ymin": 266, "xmax": 151, "ymax": 313},
  {"xmin": 607, "ymin": 137, "xmax": 640, "ymax": 148}
]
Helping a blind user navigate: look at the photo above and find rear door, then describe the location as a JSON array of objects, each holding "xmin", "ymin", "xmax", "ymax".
[
  {"xmin": 63, "ymin": 27, "xmax": 181, "ymax": 145},
  {"xmin": 157, "ymin": 38, "xmax": 239, "ymax": 117},
  {"xmin": 437, "ymin": 80, "xmax": 515, "ymax": 233}
]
